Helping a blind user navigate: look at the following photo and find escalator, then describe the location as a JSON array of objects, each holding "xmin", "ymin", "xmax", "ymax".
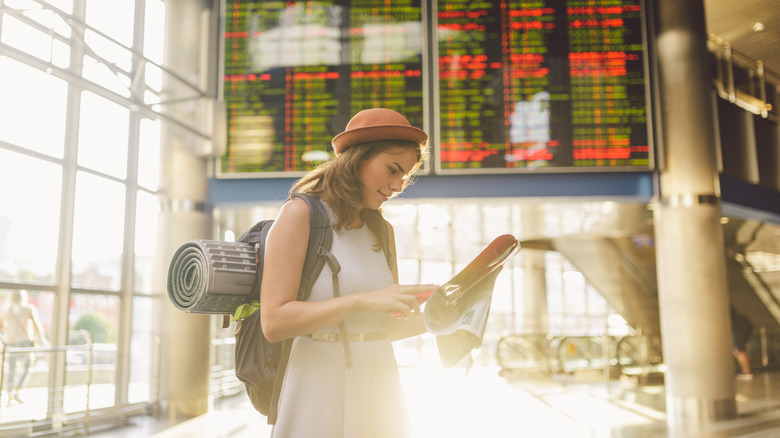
[
  {"xmin": 521, "ymin": 219, "xmax": 780, "ymax": 336},
  {"xmin": 507, "ymin": 217, "xmax": 780, "ymax": 377},
  {"xmin": 521, "ymin": 233, "xmax": 661, "ymax": 334},
  {"xmin": 724, "ymin": 220, "xmax": 780, "ymax": 329}
]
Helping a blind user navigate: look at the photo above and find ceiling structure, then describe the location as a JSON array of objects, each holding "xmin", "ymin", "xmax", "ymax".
[{"xmin": 704, "ymin": 0, "xmax": 780, "ymax": 78}]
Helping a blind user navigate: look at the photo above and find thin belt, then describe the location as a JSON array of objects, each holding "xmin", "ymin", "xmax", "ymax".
[{"xmin": 307, "ymin": 331, "xmax": 386, "ymax": 343}]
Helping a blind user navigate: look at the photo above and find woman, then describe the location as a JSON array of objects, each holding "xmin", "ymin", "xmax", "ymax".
[{"xmin": 261, "ymin": 108, "xmax": 437, "ymax": 437}]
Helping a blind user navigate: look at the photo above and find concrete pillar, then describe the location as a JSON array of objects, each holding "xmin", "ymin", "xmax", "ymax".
[
  {"xmin": 654, "ymin": 0, "xmax": 736, "ymax": 432},
  {"xmin": 521, "ymin": 206, "xmax": 548, "ymax": 334},
  {"xmin": 522, "ymin": 250, "xmax": 548, "ymax": 334},
  {"xmin": 154, "ymin": 0, "xmax": 213, "ymax": 418}
]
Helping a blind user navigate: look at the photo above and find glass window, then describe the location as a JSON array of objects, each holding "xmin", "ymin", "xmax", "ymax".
[
  {"xmin": 81, "ymin": 54, "xmax": 132, "ymax": 98},
  {"xmin": 47, "ymin": 13, "xmax": 73, "ymax": 41},
  {"xmin": 0, "ymin": 57, "xmax": 68, "ymax": 158},
  {"xmin": 452, "ymin": 203, "xmax": 482, "ymax": 262},
  {"xmin": 129, "ymin": 296, "xmax": 155, "ymax": 404},
  {"xmin": 0, "ymin": 149, "xmax": 62, "ymax": 284},
  {"xmin": 511, "ymin": 264, "xmax": 524, "ymax": 326},
  {"xmin": 483, "ymin": 204, "xmax": 511, "ymax": 240},
  {"xmin": 142, "ymin": 0, "xmax": 165, "ymax": 95},
  {"xmin": 71, "ymin": 172, "xmax": 126, "ymax": 290},
  {"xmin": 144, "ymin": 0, "xmax": 166, "ymax": 65},
  {"xmin": 134, "ymin": 190, "xmax": 159, "ymax": 293},
  {"xmin": 397, "ymin": 259, "xmax": 420, "ymax": 284},
  {"xmin": 77, "ymin": 90, "xmax": 129, "ymax": 179},
  {"xmin": 84, "ymin": 0, "xmax": 135, "ymax": 47},
  {"xmin": 42, "ymin": 0, "xmax": 73, "ymax": 14},
  {"xmin": 420, "ymin": 260, "xmax": 452, "ymax": 285},
  {"xmin": 0, "ymin": 13, "xmax": 70, "ymax": 67},
  {"xmin": 66, "ymin": 293, "xmax": 119, "ymax": 411},
  {"xmin": 384, "ymin": 204, "xmax": 419, "ymax": 260},
  {"xmin": 490, "ymin": 263, "xmax": 514, "ymax": 313},
  {"xmin": 144, "ymin": 63, "xmax": 163, "ymax": 95},
  {"xmin": 563, "ymin": 270, "xmax": 587, "ymax": 315},
  {"xmin": 84, "ymin": 29, "xmax": 133, "ymax": 73},
  {"xmin": 1, "ymin": 0, "xmax": 166, "ymax": 422},
  {"xmin": 545, "ymin": 253, "xmax": 565, "ymax": 335},
  {"xmin": 50, "ymin": 38, "xmax": 72, "ymax": 69},
  {"xmin": 6, "ymin": 2, "xmax": 73, "ymax": 38},
  {"xmin": 138, "ymin": 118, "xmax": 160, "ymax": 190},
  {"xmin": 417, "ymin": 204, "xmax": 451, "ymax": 262},
  {"xmin": 587, "ymin": 284, "xmax": 608, "ymax": 315}
]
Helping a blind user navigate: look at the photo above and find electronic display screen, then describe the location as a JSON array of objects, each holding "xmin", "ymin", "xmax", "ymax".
[
  {"xmin": 435, "ymin": 0, "xmax": 651, "ymax": 172},
  {"xmin": 219, "ymin": 0, "xmax": 426, "ymax": 176},
  {"xmin": 219, "ymin": 0, "xmax": 651, "ymax": 177}
]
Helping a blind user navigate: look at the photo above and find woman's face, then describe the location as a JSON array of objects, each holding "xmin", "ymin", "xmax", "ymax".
[{"xmin": 358, "ymin": 146, "xmax": 419, "ymax": 210}]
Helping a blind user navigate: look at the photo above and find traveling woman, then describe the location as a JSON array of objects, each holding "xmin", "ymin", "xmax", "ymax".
[{"xmin": 261, "ymin": 108, "xmax": 437, "ymax": 437}]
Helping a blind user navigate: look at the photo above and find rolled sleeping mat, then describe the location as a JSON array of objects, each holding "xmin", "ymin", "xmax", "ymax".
[{"xmin": 167, "ymin": 239, "xmax": 258, "ymax": 314}]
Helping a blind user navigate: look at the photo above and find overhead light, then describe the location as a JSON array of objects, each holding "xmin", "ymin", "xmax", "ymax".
[{"xmin": 752, "ymin": 22, "xmax": 765, "ymax": 32}]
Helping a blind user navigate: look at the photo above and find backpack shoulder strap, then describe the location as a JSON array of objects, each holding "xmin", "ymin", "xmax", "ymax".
[
  {"xmin": 268, "ymin": 193, "xmax": 332, "ymax": 424},
  {"xmin": 291, "ymin": 193, "xmax": 333, "ymax": 301}
]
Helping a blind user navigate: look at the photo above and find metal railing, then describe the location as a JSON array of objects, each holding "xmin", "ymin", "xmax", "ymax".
[
  {"xmin": 498, "ymin": 334, "xmax": 624, "ymax": 375},
  {"xmin": 496, "ymin": 334, "xmax": 556, "ymax": 376},
  {"xmin": 0, "ymin": 331, "xmax": 161, "ymax": 437},
  {"xmin": 210, "ymin": 335, "xmax": 242, "ymax": 398},
  {"xmin": 709, "ymin": 35, "xmax": 780, "ymax": 122},
  {"xmin": 497, "ymin": 327, "xmax": 780, "ymax": 382},
  {"xmin": 497, "ymin": 333, "xmax": 663, "ymax": 376}
]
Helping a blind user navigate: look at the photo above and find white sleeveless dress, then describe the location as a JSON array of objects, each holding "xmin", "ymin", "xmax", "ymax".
[{"xmin": 270, "ymin": 207, "xmax": 410, "ymax": 438}]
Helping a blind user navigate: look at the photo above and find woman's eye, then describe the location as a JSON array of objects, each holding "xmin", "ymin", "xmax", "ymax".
[{"xmin": 389, "ymin": 167, "xmax": 397, "ymax": 175}]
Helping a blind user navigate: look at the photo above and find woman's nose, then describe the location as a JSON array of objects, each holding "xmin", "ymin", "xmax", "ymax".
[{"xmin": 390, "ymin": 176, "xmax": 403, "ymax": 193}]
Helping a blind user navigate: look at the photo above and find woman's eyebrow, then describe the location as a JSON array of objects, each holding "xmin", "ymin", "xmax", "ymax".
[{"xmin": 393, "ymin": 162, "xmax": 406, "ymax": 174}]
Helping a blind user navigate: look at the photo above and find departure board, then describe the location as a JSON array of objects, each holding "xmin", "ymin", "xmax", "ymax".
[
  {"xmin": 435, "ymin": 0, "xmax": 651, "ymax": 172},
  {"xmin": 220, "ymin": 1, "xmax": 426, "ymax": 176}
]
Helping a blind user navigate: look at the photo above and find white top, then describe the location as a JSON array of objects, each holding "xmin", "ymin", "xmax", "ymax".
[{"xmin": 271, "ymin": 205, "xmax": 409, "ymax": 438}]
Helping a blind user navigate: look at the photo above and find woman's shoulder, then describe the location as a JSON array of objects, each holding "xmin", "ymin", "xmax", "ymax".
[{"xmin": 277, "ymin": 196, "xmax": 312, "ymax": 225}]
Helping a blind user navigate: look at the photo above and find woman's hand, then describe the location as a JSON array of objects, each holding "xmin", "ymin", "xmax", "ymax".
[{"xmin": 356, "ymin": 284, "xmax": 439, "ymax": 318}]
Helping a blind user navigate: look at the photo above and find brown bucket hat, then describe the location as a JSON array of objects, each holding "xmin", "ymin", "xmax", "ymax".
[{"xmin": 331, "ymin": 108, "xmax": 428, "ymax": 155}]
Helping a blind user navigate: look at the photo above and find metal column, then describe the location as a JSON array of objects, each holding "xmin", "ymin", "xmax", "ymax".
[
  {"xmin": 154, "ymin": 0, "xmax": 214, "ymax": 419},
  {"xmin": 653, "ymin": 0, "xmax": 736, "ymax": 431},
  {"xmin": 521, "ymin": 206, "xmax": 548, "ymax": 334}
]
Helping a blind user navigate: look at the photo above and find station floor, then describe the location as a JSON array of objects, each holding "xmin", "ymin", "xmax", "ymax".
[{"xmin": 89, "ymin": 365, "xmax": 780, "ymax": 438}]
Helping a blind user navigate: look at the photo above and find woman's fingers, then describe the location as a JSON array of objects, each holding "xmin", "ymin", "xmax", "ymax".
[
  {"xmin": 389, "ymin": 284, "xmax": 439, "ymax": 317},
  {"xmin": 400, "ymin": 284, "xmax": 439, "ymax": 295},
  {"xmin": 360, "ymin": 284, "xmax": 440, "ymax": 316}
]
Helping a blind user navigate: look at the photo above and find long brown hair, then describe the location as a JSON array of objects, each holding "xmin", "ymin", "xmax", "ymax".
[{"xmin": 291, "ymin": 139, "xmax": 425, "ymax": 236}]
